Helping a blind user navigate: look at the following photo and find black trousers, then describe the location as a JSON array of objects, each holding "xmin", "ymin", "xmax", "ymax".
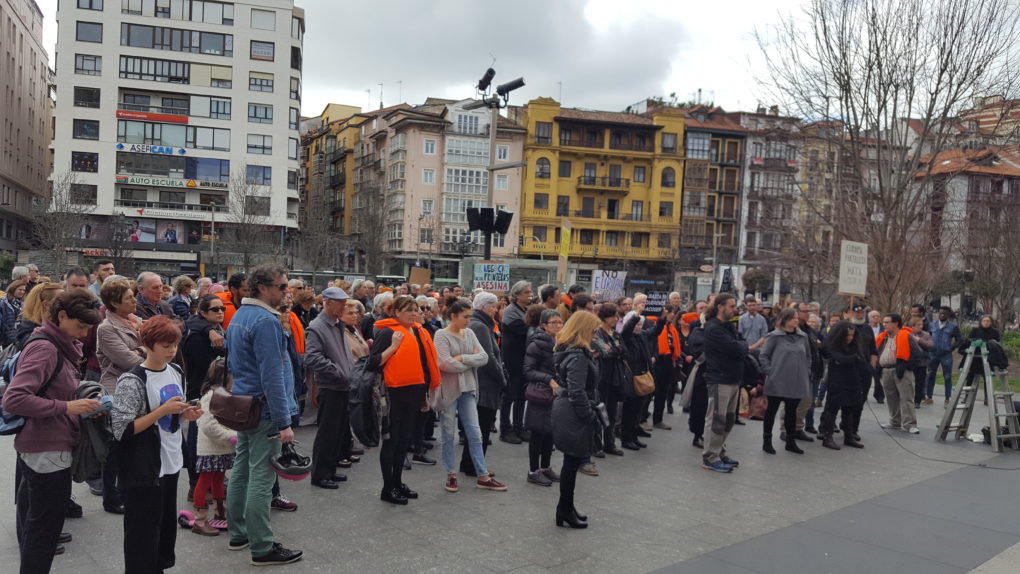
[
  {"xmin": 688, "ymin": 381, "xmax": 708, "ymax": 438},
  {"xmin": 598, "ymin": 378, "xmax": 620, "ymax": 449},
  {"xmin": 913, "ymin": 366, "xmax": 927, "ymax": 404},
  {"xmin": 500, "ymin": 370, "xmax": 526, "ymax": 433},
  {"xmin": 558, "ymin": 454, "xmax": 583, "ymax": 511},
  {"xmin": 652, "ymin": 359, "xmax": 674, "ymax": 424},
  {"xmin": 123, "ymin": 472, "xmax": 179, "ymax": 574},
  {"xmin": 312, "ymin": 388, "xmax": 350, "ymax": 482},
  {"xmin": 15, "ymin": 458, "xmax": 70, "ymax": 574},
  {"xmin": 528, "ymin": 431, "xmax": 554, "ymax": 471},
  {"xmin": 873, "ymin": 369, "xmax": 885, "ymax": 401},
  {"xmin": 103, "ymin": 442, "xmax": 122, "ymax": 508},
  {"xmin": 461, "ymin": 406, "xmax": 497, "ymax": 474},
  {"xmin": 410, "ymin": 409, "xmax": 431, "ymax": 454},
  {"xmin": 764, "ymin": 396, "xmax": 800, "ymax": 437},
  {"xmin": 820, "ymin": 385, "xmax": 853, "ymax": 435},
  {"xmin": 852, "ymin": 370, "xmax": 873, "ymax": 432},
  {"xmin": 183, "ymin": 422, "xmax": 198, "ymax": 488},
  {"xmin": 379, "ymin": 384, "xmax": 424, "ymax": 492},
  {"xmin": 620, "ymin": 397, "xmax": 643, "ymax": 442}
]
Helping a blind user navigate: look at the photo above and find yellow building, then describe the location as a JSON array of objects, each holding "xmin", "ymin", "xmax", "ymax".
[
  {"xmin": 300, "ymin": 104, "xmax": 362, "ymax": 238},
  {"xmin": 511, "ymin": 98, "xmax": 685, "ymax": 281}
]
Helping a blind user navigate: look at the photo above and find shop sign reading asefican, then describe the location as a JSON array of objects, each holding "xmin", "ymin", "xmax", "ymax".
[{"xmin": 115, "ymin": 175, "xmax": 228, "ymax": 190}]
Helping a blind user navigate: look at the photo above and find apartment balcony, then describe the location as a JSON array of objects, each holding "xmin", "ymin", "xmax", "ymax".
[
  {"xmin": 328, "ymin": 199, "xmax": 344, "ymax": 214},
  {"xmin": 116, "ymin": 101, "xmax": 190, "ymax": 122},
  {"xmin": 328, "ymin": 147, "xmax": 352, "ymax": 164},
  {"xmin": 113, "ymin": 199, "xmax": 227, "ymax": 221},
  {"xmin": 559, "ymin": 136, "xmax": 605, "ymax": 149},
  {"xmin": 608, "ymin": 140, "xmax": 654, "ymax": 153},
  {"xmin": 576, "ymin": 176, "xmax": 630, "ymax": 194},
  {"xmin": 518, "ymin": 238, "xmax": 672, "ymax": 261},
  {"xmin": 749, "ymin": 157, "xmax": 799, "ymax": 171},
  {"xmin": 748, "ymin": 186, "xmax": 798, "ymax": 200},
  {"xmin": 329, "ymin": 173, "xmax": 346, "ymax": 188}
]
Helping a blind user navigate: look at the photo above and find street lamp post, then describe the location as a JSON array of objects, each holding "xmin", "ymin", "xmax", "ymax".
[{"xmin": 709, "ymin": 232, "xmax": 726, "ymax": 292}]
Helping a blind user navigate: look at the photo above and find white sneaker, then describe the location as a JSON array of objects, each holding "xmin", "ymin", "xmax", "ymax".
[
  {"xmin": 906, "ymin": 427, "xmax": 920, "ymax": 434},
  {"xmin": 880, "ymin": 423, "xmax": 901, "ymax": 430}
]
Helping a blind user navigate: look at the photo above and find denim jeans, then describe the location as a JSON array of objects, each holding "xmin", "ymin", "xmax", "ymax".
[
  {"xmin": 227, "ymin": 419, "xmax": 281, "ymax": 558},
  {"xmin": 439, "ymin": 391, "xmax": 487, "ymax": 476},
  {"xmin": 927, "ymin": 352, "xmax": 954, "ymax": 400}
]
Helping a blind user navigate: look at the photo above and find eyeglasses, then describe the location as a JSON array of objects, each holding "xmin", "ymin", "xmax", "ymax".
[
  {"xmin": 276, "ymin": 283, "xmax": 288, "ymax": 291},
  {"xmin": 208, "ymin": 307, "xmax": 226, "ymax": 312},
  {"xmin": 419, "ymin": 306, "xmax": 431, "ymax": 312}
]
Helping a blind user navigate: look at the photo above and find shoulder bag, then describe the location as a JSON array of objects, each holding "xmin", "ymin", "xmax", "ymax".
[
  {"xmin": 633, "ymin": 370, "xmax": 655, "ymax": 397},
  {"xmin": 209, "ymin": 351, "xmax": 264, "ymax": 431}
]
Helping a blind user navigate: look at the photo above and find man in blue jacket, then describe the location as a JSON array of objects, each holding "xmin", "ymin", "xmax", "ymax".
[
  {"xmin": 225, "ymin": 263, "xmax": 303, "ymax": 566},
  {"xmin": 701, "ymin": 293, "xmax": 748, "ymax": 473},
  {"xmin": 925, "ymin": 306, "xmax": 962, "ymax": 404}
]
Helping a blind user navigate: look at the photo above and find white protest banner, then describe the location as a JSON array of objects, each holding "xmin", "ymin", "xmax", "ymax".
[
  {"xmin": 473, "ymin": 262, "xmax": 510, "ymax": 292},
  {"xmin": 592, "ymin": 270, "xmax": 627, "ymax": 302},
  {"xmin": 837, "ymin": 240, "xmax": 868, "ymax": 297}
]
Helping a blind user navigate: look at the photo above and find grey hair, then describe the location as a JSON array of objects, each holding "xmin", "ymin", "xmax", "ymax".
[
  {"xmin": 540, "ymin": 309, "xmax": 561, "ymax": 324},
  {"xmin": 509, "ymin": 280, "xmax": 532, "ymax": 299},
  {"xmin": 347, "ymin": 299, "xmax": 365, "ymax": 313},
  {"xmin": 136, "ymin": 271, "xmax": 162, "ymax": 286},
  {"xmin": 11, "ymin": 266, "xmax": 28, "ymax": 281},
  {"xmin": 373, "ymin": 291, "xmax": 394, "ymax": 310},
  {"xmin": 104, "ymin": 274, "xmax": 128, "ymax": 284},
  {"xmin": 415, "ymin": 295, "xmax": 434, "ymax": 308},
  {"xmin": 172, "ymin": 275, "xmax": 195, "ymax": 294},
  {"xmin": 350, "ymin": 279, "xmax": 365, "ymax": 292},
  {"xmin": 473, "ymin": 291, "xmax": 498, "ymax": 310}
]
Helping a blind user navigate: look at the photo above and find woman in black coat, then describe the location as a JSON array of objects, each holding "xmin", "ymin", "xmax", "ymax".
[
  {"xmin": 523, "ymin": 308, "xmax": 563, "ymax": 486},
  {"xmin": 959, "ymin": 315, "xmax": 1001, "ymax": 385},
  {"xmin": 819, "ymin": 321, "xmax": 866, "ymax": 449},
  {"xmin": 462, "ymin": 292, "xmax": 507, "ymax": 476},
  {"xmin": 593, "ymin": 303, "xmax": 626, "ymax": 456},
  {"xmin": 619, "ymin": 311, "xmax": 653, "ymax": 450},
  {"xmin": 551, "ymin": 311, "xmax": 602, "ymax": 529}
]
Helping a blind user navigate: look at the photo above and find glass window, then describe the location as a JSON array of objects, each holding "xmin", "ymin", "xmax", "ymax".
[
  {"xmin": 662, "ymin": 132, "xmax": 677, "ymax": 153},
  {"xmin": 423, "ymin": 169, "xmax": 435, "ymax": 185},
  {"xmin": 556, "ymin": 196, "xmax": 569, "ymax": 216},
  {"xmin": 558, "ymin": 160, "xmax": 571, "ymax": 178},
  {"xmin": 290, "ymin": 77, "xmax": 300, "ymax": 100},
  {"xmin": 533, "ymin": 193, "xmax": 549, "ymax": 210},
  {"xmin": 287, "ymin": 170, "xmax": 298, "ymax": 190},
  {"xmin": 535, "ymin": 157, "xmax": 550, "ymax": 179},
  {"xmin": 160, "ymin": 191, "xmax": 186, "ymax": 205},
  {"xmin": 535, "ymin": 122, "xmax": 552, "ymax": 144},
  {"xmin": 73, "ymin": 87, "xmax": 101, "ymax": 108},
  {"xmin": 249, "ymin": 73, "xmax": 273, "ymax": 92},
  {"xmin": 121, "ymin": 0, "xmax": 142, "ymax": 14},
  {"xmin": 250, "ymin": 9, "xmax": 276, "ymax": 30},
  {"xmin": 686, "ymin": 132, "xmax": 711, "ymax": 160},
  {"xmin": 289, "ymin": 108, "xmax": 298, "ymax": 130},
  {"xmin": 78, "ymin": 0, "xmax": 103, "ymax": 9},
  {"xmin": 247, "ymin": 134, "xmax": 272, "ymax": 154},
  {"xmin": 119, "ymin": 188, "xmax": 148, "ymax": 201},
  {"xmin": 659, "ymin": 201, "xmax": 673, "ymax": 217},
  {"xmin": 496, "ymin": 145, "xmax": 509, "ymax": 161},
  {"xmin": 533, "ymin": 226, "xmax": 547, "ymax": 242},
  {"xmin": 75, "ymin": 54, "xmax": 102, "ymax": 75},
  {"xmin": 290, "ymin": 46, "xmax": 302, "ymax": 70},
  {"xmin": 73, "ymin": 119, "xmax": 100, "ymax": 140},
  {"xmin": 633, "ymin": 165, "xmax": 646, "ymax": 183},
  {"xmin": 251, "ymin": 41, "xmax": 274, "ymax": 61},
  {"xmin": 247, "ymin": 103, "xmax": 273, "ymax": 124},
  {"xmin": 423, "ymin": 139, "xmax": 436, "ymax": 155},
  {"xmin": 71, "ymin": 151, "xmax": 99, "ymax": 172},
  {"xmin": 77, "ymin": 21, "xmax": 103, "ymax": 43},
  {"xmin": 661, "ymin": 167, "xmax": 676, "ymax": 188},
  {"xmin": 245, "ymin": 196, "xmax": 270, "ymax": 216},
  {"xmin": 496, "ymin": 174, "xmax": 507, "ymax": 191},
  {"xmin": 291, "ymin": 17, "xmax": 303, "ymax": 39},
  {"xmin": 185, "ymin": 157, "xmax": 230, "ymax": 182},
  {"xmin": 288, "ymin": 138, "xmax": 298, "ymax": 160},
  {"xmin": 246, "ymin": 165, "xmax": 272, "ymax": 185},
  {"xmin": 70, "ymin": 184, "xmax": 98, "ymax": 205}
]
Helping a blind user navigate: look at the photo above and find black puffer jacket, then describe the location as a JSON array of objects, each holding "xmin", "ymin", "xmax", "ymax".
[
  {"xmin": 523, "ymin": 328, "xmax": 555, "ymax": 434},
  {"xmin": 703, "ymin": 317, "xmax": 748, "ymax": 385},
  {"xmin": 181, "ymin": 314, "xmax": 225, "ymax": 400},
  {"xmin": 551, "ymin": 346, "xmax": 599, "ymax": 457}
]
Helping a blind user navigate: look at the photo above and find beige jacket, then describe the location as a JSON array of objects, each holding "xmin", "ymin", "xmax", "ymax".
[
  {"xmin": 197, "ymin": 389, "xmax": 236, "ymax": 456},
  {"xmin": 96, "ymin": 313, "xmax": 145, "ymax": 393}
]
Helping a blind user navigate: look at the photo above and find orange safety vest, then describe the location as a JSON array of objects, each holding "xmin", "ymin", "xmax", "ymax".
[
  {"xmin": 657, "ymin": 322, "xmax": 681, "ymax": 361},
  {"xmin": 216, "ymin": 291, "xmax": 238, "ymax": 330},
  {"xmin": 288, "ymin": 311, "xmax": 305, "ymax": 355},
  {"xmin": 374, "ymin": 318, "xmax": 442, "ymax": 390},
  {"xmin": 875, "ymin": 327, "xmax": 912, "ymax": 362}
]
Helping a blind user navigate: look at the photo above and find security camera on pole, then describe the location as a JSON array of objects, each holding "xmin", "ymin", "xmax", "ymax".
[{"xmin": 464, "ymin": 67, "xmax": 526, "ymax": 259}]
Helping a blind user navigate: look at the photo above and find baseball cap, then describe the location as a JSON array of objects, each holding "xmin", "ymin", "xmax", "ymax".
[{"xmin": 321, "ymin": 287, "xmax": 349, "ymax": 300}]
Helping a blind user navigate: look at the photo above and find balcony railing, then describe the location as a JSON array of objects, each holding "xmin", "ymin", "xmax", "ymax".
[
  {"xmin": 573, "ymin": 210, "xmax": 598, "ymax": 218},
  {"xmin": 576, "ymin": 176, "xmax": 630, "ymax": 192},
  {"xmin": 328, "ymin": 200, "xmax": 344, "ymax": 213},
  {"xmin": 750, "ymin": 157, "xmax": 799, "ymax": 170},
  {"xmin": 329, "ymin": 173, "xmax": 346, "ymax": 188},
  {"xmin": 609, "ymin": 141, "xmax": 654, "ymax": 153},
  {"xmin": 114, "ymin": 199, "xmax": 227, "ymax": 212},
  {"xmin": 560, "ymin": 136, "xmax": 604, "ymax": 149},
  {"xmin": 518, "ymin": 238, "xmax": 674, "ymax": 261},
  {"xmin": 118, "ymin": 102, "xmax": 190, "ymax": 116}
]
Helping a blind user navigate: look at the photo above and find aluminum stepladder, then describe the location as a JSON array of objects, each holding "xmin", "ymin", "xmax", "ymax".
[{"xmin": 936, "ymin": 340, "xmax": 1020, "ymax": 452}]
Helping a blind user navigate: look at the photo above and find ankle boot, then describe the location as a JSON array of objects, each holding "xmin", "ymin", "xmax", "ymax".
[
  {"xmin": 843, "ymin": 432, "xmax": 864, "ymax": 448},
  {"xmin": 191, "ymin": 506, "xmax": 220, "ymax": 536},
  {"xmin": 785, "ymin": 437, "xmax": 804, "ymax": 454},
  {"xmin": 556, "ymin": 504, "xmax": 588, "ymax": 529},
  {"xmin": 821, "ymin": 435, "xmax": 841, "ymax": 450},
  {"xmin": 763, "ymin": 433, "xmax": 776, "ymax": 454},
  {"xmin": 572, "ymin": 506, "xmax": 588, "ymax": 522}
]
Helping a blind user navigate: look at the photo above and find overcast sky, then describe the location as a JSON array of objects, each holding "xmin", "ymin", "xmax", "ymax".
[{"xmin": 37, "ymin": 0, "xmax": 788, "ymax": 116}]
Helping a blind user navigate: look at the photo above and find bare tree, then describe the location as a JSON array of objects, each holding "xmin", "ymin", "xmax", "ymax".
[
  {"xmin": 298, "ymin": 201, "xmax": 343, "ymax": 284},
  {"xmin": 30, "ymin": 169, "xmax": 95, "ymax": 272},
  {"xmin": 351, "ymin": 184, "xmax": 388, "ymax": 275},
  {"xmin": 756, "ymin": 0, "xmax": 1020, "ymax": 312},
  {"xmin": 222, "ymin": 169, "xmax": 281, "ymax": 271}
]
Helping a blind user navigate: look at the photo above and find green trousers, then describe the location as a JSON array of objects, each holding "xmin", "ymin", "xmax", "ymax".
[{"xmin": 227, "ymin": 419, "xmax": 281, "ymax": 557}]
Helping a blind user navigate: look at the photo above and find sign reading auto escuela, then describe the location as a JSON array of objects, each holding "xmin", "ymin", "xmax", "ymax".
[{"xmin": 115, "ymin": 175, "xmax": 228, "ymax": 190}]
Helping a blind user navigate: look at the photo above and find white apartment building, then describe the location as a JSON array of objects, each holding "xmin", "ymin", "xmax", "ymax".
[
  {"xmin": 0, "ymin": 0, "xmax": 50, "ymax": 253},
  {"xmin": 53, "ymin": 0, "xmax": 303, "ymax": 275}
]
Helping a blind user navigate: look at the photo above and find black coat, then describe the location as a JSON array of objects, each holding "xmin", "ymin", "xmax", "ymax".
[
  {"xmin": 823, "ymin": 347, "xmax": 868, "ymax": 406},
  {"xmin": 181, "ymin": 315, "xmax": 225, "ymax": 400},
  {"xmin": 523, "ymin": 328, "xmax": 555, "ymax": 434},
  {"xmin": 500, "ymin": 302, "xmax": 529, "ymax": 377},
  {"xmin": 959, "ymin": 327, "xmax": 1003, "ymax": 374},
  {"xmin": 551, "ymin": 346, "xmax": 599, "ymax": 457},
  {"xmin": 593, "ymin": 327, "xmax": 627, "ymax": 392},
  {"xmin": 620, "ymin": 314, "xmax": 652, "ymax": 375},
  {"xmin": 468, "ymin": 312, "xmax": 506, "ymax": 411},
  {"xmin": 703, "ymin": 318, "xmax": 748, "ymax": 385}
]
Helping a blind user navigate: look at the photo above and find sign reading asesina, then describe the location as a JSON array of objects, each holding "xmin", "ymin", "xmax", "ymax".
[{"xmin": 474, "ymin": 262, "xmax": 510, "ymax": 292}]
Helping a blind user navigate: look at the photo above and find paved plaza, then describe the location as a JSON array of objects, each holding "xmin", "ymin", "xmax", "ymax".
[{"xmin": 2, "ymin": 391, "xmax": 1018, "ymax": 573}]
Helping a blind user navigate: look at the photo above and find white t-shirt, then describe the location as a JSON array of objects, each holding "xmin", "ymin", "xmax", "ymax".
[{"xmin": 144, "ymin": 365, "xmax": 185, "ymax": 477}]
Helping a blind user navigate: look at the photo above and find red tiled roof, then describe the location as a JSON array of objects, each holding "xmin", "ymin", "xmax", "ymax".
[
  {"xmin": 918, "ymin": 145, "xmax": 1020, "ymax": 177},
  {"xmin": 556, "ymin": 108, "xmax": 656, "ymax": 126},
  {"xmin": 679, "ymin": 106, "xmax": 746, "ymax": 134}
]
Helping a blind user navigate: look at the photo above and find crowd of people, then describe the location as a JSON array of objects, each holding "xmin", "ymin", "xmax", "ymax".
[{"xmin": 0, "ymin": 259, "xmax": 1005, "ymax": 571}]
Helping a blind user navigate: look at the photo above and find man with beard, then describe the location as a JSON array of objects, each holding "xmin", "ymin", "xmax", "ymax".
[{"xmin": 846, "ymin": 301, "xmax": 878, "ymax": 442}]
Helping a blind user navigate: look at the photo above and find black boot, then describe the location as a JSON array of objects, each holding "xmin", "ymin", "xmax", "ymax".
[
  {"xmin": 763, "ymin": 433, "xmax": 776, "ymax": 454},
  {"xmin": 843, "ymin": 430, "xmax": 864, "ymax": 448},
  {"xmin": 822, "ymin": 434, "xmax": 841, "ymax": 450},
  {"xmin": 785, "ymin": 437, "xmax": 804, "ymax": 454},
  {"xmin": 573, "ymin": 506, "xmax": 588, "ymax": 522},
  {"xmin": 556, "ymin": 504, "xmax": 588, "ymax": 529}
]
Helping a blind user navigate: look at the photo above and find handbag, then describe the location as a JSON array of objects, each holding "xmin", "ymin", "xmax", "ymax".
[
  {"xmin": 748, "ymin": 384, "xmax": 767, "ymax": 420},
  {"xmin": 209, "ymin": 352, "xmax": 264, "ymax": 431},
  {"xmin": 525, "ymin": 382, "xmax": 555, "ymax": 406},
  {"xmin": 633, "ymin": 371, "xmax": 655, "ymax": 397}
]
